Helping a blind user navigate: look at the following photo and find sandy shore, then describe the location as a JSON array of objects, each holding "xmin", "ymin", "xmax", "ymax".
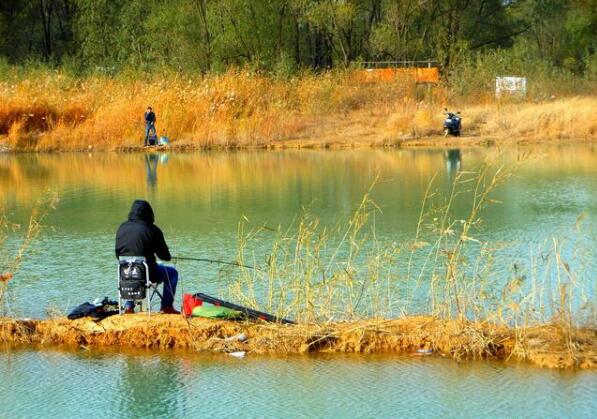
[
  {"xmin": 2, "ymin": 315, "xmax": 595, "ymax": 369},
  {"xmin": 109, "ymin": 134, "xmax": 592, "ymax": 153},
  {"xmin": 3, "ymin": 130, "xmax": 592, "ymax": 154}
]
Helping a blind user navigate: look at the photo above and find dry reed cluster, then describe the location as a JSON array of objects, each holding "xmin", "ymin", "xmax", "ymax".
[
  {"xmin": 225, "ymin": 166, "xmax": 595, "ymax": 327},
  {"xmin": 0, "ymin": 70, "xmax": 419, "ymax": 151},
  {"xmin": 205, "ymin": 164, "xmax": 595, "ymax": 367},
  {"xmin": 0, "ymin": 194, "xmax": 57, "ymax": 313},
  {"xmin": 1, "ymin": 70, "xmax": 594, "ymax": 152}
]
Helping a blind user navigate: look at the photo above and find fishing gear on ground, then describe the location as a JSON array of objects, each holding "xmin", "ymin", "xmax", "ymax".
[
  {"xmin": 183, "ymin": 293, "xmax": 295, "ymax": 324},
  {"xmin": 68, "ymin": 297, "xmax": 119, "ymax": 321}
]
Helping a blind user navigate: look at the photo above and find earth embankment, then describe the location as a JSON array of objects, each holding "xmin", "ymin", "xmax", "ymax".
[{"xmin": 2, "ymin": 315, "xmax": 595, "ymax": 369}]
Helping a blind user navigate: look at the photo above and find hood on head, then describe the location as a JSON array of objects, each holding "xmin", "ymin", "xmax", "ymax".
[{"xmin": 128, "ymin": 200, "xmax": 155, "ymax": 224}]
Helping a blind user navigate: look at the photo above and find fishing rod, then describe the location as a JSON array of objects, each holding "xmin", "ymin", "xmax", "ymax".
[
  {"xmin": 193, "ymin": 292, "xmax": 295, "ymax": 325},
  {"xmin": 173, "ymin": 256, "xmax": 258, "ymax": 271}
]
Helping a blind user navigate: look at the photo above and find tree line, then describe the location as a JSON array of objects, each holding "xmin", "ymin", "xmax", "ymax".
[{"xmin": 0, "ymin": 0, "xmax": 594, "ymax": 75}]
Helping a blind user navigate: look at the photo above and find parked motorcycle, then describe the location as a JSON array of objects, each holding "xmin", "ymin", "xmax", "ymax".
[{"xmin": 443, "ymin": 109, "xmax": 462, "ymax": 136}]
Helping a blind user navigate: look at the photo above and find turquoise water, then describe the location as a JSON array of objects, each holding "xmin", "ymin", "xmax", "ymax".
[
  {"xmin": 1, "ymin": 146, "xmax": 595, "ymax": 318},
  {"xmin": 1, "ymin": 146, "xmax": 596, "ymax": 417},
  {"xmin": 1, "ymin": 348, "xmax": 595, "ymax": 418}
]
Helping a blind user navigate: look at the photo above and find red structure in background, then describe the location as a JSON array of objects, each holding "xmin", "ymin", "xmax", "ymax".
[{"xmin": 354, "ymin": 61, "xmax": 440, "ymax": 84}]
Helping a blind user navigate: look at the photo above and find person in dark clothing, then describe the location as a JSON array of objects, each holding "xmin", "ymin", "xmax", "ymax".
[
  {"xmin": 144, "ymin": 106, "xmax": 157, "ymax": 146},
  {"xmin": 115, "ymin": 200, "xmax": 180, "ymax": 314}
]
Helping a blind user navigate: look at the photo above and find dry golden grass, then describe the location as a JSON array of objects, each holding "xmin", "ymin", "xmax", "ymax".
[
  {"xmin": 2, "ymin": 70, "xmax": 593, "ymax": 151},
  {"xmin": 390, "ymin": 97, "xmax": 597, "ymax": 143},
  {"xmin": 0, "ymin": 70, "xmax": 419, "ymax": 151},
  {"xmin": 1, "ymin": 315, "xmax": 595, "ymax": 369},
  {"xmin": 465, "ymin": 97, "xmax": 597, "ymax": 140}
]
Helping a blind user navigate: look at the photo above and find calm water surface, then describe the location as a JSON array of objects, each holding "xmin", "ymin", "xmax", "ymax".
[
  {"xmin": 1, "ymin": 146, "xmax": 595, "ymax": 317},
  {"xmin": 1, "ymin": 348, "xmax": 595, "ymax": 418},
  {"xmin": 1, "ymin": 146, "xmax": 596, "ymax": 417}
]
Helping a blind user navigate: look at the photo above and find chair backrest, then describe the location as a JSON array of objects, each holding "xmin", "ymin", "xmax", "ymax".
[{"xmin": 118, "ymin": 256, "xmax": 149, "ymax": 300}]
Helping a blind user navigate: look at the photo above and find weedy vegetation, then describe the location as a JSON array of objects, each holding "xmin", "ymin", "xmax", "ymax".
[
  {"xmin": 1, "ymin": 165, "xmax": 595, "ymax": 368},
  {"xmin": 0, "ymin": 69, "xmax": 595, "ymax": 152},
  {"xmin": 218, "ymin": 162, "xmax": 596, "ymax": 365},
  {"xmin": 0, "ymin": 193, "xmax": 58, "ymax": 314}
]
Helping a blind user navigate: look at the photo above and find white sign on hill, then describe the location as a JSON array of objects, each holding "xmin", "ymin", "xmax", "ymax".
[{"xmin": 496, "ymin": 76, "xmax": 527, "ymax": 98}]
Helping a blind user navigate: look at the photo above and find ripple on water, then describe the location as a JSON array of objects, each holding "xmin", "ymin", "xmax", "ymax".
[{"xmin": 1, "ymin": 349, "xmax": 596, "ymax": 418}]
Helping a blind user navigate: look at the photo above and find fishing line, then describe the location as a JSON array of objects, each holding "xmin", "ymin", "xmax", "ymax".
[{"xmin": 172, "ymin": 256, "xmax": 259, "ymax": 271}]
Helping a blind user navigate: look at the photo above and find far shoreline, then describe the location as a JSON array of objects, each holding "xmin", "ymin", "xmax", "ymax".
[{"xmin": 2, "ymin": 134, "xmax": 595, "ymax": 155}]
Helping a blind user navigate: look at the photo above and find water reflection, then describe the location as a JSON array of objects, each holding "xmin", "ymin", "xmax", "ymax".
[
  {"xmin": 445, "ymin": 149, "xmax": 461, "ymax": 179},
  {"xmin": 2, "ymin": 146, "xmax": 596, "ymax": 210},
  {"xmin": 144, "ymin": 153, "xmax": 170, "ymax": 190},
  {"xmin": 145, "ymin": 153, "xmax": 159, "ymax": 189}
]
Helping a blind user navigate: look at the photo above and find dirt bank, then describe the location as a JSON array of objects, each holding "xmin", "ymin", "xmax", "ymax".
[
  {"xmin": 2, "ymin": 315, "xmax": 595, "ymax": 369},
  {"xmin": 111, "ymin": 133, "xmax": 592, "ymax": 153}
]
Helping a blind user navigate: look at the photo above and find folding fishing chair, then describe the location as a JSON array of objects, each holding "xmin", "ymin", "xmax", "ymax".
[{"xmin": 117, "ymin": 256, "xmax": 162, "ymax": 315}]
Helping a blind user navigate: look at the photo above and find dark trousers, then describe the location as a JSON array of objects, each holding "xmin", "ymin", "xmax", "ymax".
[{"xmin": 144, "ymin": 122, "xmax": 156, "ymax": 146}]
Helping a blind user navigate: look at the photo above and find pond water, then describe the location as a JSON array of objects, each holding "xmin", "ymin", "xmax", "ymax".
[
  {"xmin": 0, "ymin": 347, "xmax": 595, "ymax": 418},
  {"xmin": 1, "ymin": 146, "xmax": 596, "ymax": 417},
  {"xmin": 1, "ymin": 146, "xmax": 595, "ymax": 318}
]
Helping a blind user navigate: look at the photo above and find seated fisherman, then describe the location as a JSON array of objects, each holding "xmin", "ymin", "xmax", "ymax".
[
  {"xmin": 144, "ymin": 106, "xmax": 157, "ymax": 146},
  {"xmin": 115, "ymin": 200, "xmax": 180, "ymax": 314}
]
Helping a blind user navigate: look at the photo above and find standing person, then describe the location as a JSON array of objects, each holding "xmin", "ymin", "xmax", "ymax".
[
  {"xmin": 144, "ymin": 106, "xmax": 157, "ymax": 146},
  {"xmin": 115, "ymin": 200, "xmax": 180, "ymax": 314}
]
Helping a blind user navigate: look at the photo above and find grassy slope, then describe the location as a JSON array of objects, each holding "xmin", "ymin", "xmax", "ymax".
[{"xmin": 0, "ymin": 71, "xmax": 595, "ymax": 151}]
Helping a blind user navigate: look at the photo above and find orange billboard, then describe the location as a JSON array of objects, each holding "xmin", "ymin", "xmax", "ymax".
[{"xmin": 354, "ymin": 67, "xmax": 439, "ymax": 84}]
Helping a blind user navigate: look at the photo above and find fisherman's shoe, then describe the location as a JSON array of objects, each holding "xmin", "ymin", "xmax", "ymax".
[{"xmin": 160, "ymin": 306, "xmax": 181, "ymax": 315}]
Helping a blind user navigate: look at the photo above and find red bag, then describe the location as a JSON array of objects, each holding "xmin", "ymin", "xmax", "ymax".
[{"xmin": 182, "ymin": 293, "xmax": 203, "ymax": 317}]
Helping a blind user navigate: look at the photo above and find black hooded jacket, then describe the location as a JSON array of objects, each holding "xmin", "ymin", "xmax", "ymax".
[
  {"xmin": 144, "ymin": 111, "xmax": 156, "ymax": 123},
  {"xmin": 115, "ymin": 200, "xmax": 171, "ymax": 281}
]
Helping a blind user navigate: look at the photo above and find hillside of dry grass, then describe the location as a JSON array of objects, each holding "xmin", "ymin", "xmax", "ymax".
[{"xmin": 0, "ymin": 70, "xmax": 595, "ymax": 152}]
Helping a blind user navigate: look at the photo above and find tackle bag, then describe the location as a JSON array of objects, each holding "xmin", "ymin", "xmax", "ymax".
[
  {"xmin": 67, "ymin": 302, "xmax": 98, "ymax": 320},
  {"xmin": 182, "ymin": 293, "xmax": 203, "ymax": 317},
  {"xmin": 68, "ymin": 298, "xmax": 119, "ymax": 321}
]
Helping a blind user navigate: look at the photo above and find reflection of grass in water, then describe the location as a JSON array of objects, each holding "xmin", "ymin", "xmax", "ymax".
[
  {"xmin": 226, "ymin": 163, "xmax": 595, "ymax": 335},
  {"xmin": 0, "ymin": 193, "xmax": 58, "ymax": 315},
  {"xmin": 2, "ymin": 147, "xmax": 596, "ymax": 211},
  {"xmin": 0, "ymin": 149, "xmax": 451, "ymax": 206}
]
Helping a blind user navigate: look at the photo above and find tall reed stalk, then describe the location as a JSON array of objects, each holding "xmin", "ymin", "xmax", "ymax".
[
  {"xmin": 223, "ymin": 163, "xmax": 595, "ymax": 332},
  {"xmin": 0, "ymin": 193, "xmax": 58, "ymax": 314}
]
